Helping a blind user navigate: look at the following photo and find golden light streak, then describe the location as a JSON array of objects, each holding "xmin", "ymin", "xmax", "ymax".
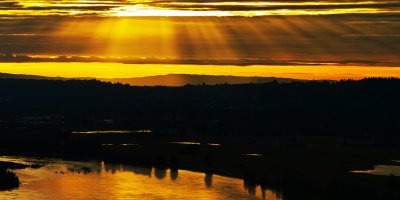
[
  {"xmin": 2, "ymin": 15, "xmax": 399, "ymax": 63},
  {"xmin": 108, "ymin": 5, "xmax": 230, "ymax": 17},
  {"xmin": 48, "ymin": 17, "xmax": 179, "ymax": 58}
]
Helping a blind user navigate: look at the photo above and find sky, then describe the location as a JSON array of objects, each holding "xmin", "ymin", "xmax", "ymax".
[{"xmin": 0, "ymin": 0, "xmax": 400, "ymax": 80}]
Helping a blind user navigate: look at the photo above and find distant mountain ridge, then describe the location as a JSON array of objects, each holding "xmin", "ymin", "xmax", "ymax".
[
  {"xmin": 0, "ymin": 72, "xmax": 301, "ymax": 86},
  {"xmin": 101, "ymin": 74, "xmax": 300, "ymax": 86},
  {"xmin": 0, "ymin": 72, "xmax": 65, "ymax": 80}
]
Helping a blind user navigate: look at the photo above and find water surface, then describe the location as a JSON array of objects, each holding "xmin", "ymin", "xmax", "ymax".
[
  {"xmin": 351, "ymin": 165, "xmax": 400, "ymax": 176},
  {"xmin": 0, "ymin": 156, "xmax": 282, "ymax": 200}
]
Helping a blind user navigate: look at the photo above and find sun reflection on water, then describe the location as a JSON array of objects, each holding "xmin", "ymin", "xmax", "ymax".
[{"xmin": 0, "ymin": 156, "xmax": 283, "ymax": 200}]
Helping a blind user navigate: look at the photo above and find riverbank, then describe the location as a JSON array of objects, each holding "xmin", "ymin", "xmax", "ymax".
[
  {"xmin": 98, "ymin": 136, "xmax": 400, "ymax": 200},
  {"xmin": 0, "ymin": 161, "xmax": 26, "ymax": 190},
  {"xmin": 1, "ymin": 135, "xmax": 400, "ymax": 199}
]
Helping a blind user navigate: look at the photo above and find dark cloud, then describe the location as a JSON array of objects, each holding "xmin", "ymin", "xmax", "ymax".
[
  {"xmin": 0, "ymin": 53, "xmax": 396, "ymax": 66},
  {"xmin": 10, "ymin": 6, "xmax": 118, "ymax": 11},
  {"xmin": 0, "ymin": 0, "xmax": 128, "ymax": 15},
  {"xmin": 151, "ymin": 0, "xmax": 399, "ymax": 3},
  {"xmin": 154, "ymin": 2, "xmax": 400, "ymax": 11},
  {"xmin": 0, "ymin": 1, "xmax": 21, "ymax": 9},
  {"xmin": 1, "ymin": 1, "xmax": 400, "ymax": 17}
]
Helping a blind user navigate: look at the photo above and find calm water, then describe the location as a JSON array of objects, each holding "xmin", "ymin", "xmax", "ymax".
[
  {"xmin": 351, "ymin": 165, "xmax": 400, "ymax": 176},
  {"xmin": 0, "ymin": 156, "xmax": 282, "ymax": 200}
]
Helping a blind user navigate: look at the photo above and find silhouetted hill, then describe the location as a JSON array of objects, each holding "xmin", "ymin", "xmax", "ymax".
[
  {"xmin": 0, "ymin": 72, "xmax": 302, "ymax": 86},
  {"xmin": 102, "ymin": 74, "xmax": 300, "ymax": 86},
  {"xmin": 0, "ymin": 72, "xmax": 64, "ymax": 80}
]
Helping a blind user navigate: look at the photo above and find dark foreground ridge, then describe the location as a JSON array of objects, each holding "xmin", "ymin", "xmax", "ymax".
[
  {"xmin": 0, "ymin": 77, "xmax": 400, "ymax": 137},
  {"xmin": 0, "ymin": 77, "xmax": 400, "ymax": 199}
]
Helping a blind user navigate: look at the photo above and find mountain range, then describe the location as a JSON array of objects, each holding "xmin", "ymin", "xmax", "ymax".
[{"xmin": 0, "ymin": 72, "xmax": 302, "ymax": 86}]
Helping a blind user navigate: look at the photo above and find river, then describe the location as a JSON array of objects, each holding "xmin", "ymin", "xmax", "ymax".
[{"xmin": 0, "ymin": 156, "xmax": 282, "ymax": 200}]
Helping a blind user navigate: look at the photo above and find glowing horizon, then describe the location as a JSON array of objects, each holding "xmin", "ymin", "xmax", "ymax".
[{"xmin": 1, "ymin": 62, "xmax": 400, "ymax": 81}]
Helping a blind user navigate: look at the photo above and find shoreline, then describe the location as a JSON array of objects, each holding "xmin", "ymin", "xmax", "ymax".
[{"xmin": 1, "ymin": 135, "xmax": 400, "ymax": 199}]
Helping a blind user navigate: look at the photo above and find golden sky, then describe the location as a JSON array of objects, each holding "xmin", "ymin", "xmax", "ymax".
[
  {"xmin": 2, "ymin": 63, "xmax": 400, "ymax": 80},
  {"xmin": 0, "ymin": 1, "xmax": 400, "ymax": 79}
]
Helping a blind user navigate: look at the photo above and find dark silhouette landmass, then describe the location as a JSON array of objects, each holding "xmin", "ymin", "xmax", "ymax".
[
  {"xmin": 100, "ymin": 74, "xmax": 300, "ymax": 86},
  {"xmin": 2, "ymin": 53, "xmax": 393, "ymax": 66},
  {"xmin": 0, "ymin": 161, "xmax": 25, "ymax": 190},
  {"xmin": 0, "ymin": 77, "xmax": 399, "ymax": 137},
  {"xmin": 0, "ymin": 72, "xmax": 67, "ymax": 80},
  {"xmin": 0, "ymin": 170, "xmax": 19, "ymax": 190},
  {"xmin": 0, "ymin": 161, "xmax": 28, "ymax": 170},
  {"xmin": 0, "ymin": 77, "xmax": 399, "ymax": 199},
  {"xmin": 0, "ymin": 72, "xmax": 301, "ymax": 86}
]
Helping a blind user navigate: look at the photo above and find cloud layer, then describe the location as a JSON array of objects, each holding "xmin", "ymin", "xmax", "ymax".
[{"xmin": 0, "ymin": 1, "xmax": 399, "ymax": 67}]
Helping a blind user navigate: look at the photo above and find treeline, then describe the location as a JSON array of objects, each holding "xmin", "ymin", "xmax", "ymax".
[{"xmin": 0, "ymin": 78, "xmax": 400, "ymax": 138}]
